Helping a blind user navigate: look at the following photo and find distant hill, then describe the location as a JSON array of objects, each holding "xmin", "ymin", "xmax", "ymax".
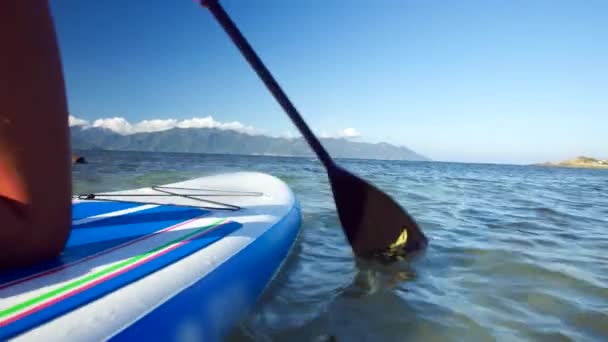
[
  {"xmin": 70, "ymin": 126, "xmax": 429, "ymax": 161},
  {"xmin": 538, "ymin": 156, "xmax": 608, "ymax": 169}
]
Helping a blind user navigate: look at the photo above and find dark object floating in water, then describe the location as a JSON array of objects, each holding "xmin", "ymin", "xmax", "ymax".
[{"xmin": 72, "ymin": 155, "xmax": 87, "ymax": 164}]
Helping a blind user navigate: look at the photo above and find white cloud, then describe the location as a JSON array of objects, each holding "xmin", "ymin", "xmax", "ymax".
[
  {"xmin": 338, "ymin": 128, "xmax": 361, "ymax": 138},
  {"xmin": 70, "ymin": 115, "xmax": 357, "ymax": 140},
  {"xmin": 175, "ymin": 117, "xmax": 258, "ymax": 135},
  {"xmin": 80, "ymin": 115, "xmax": 259, "ymax": 136},
  {"xmin": 92, "ymin": 117, "xmax": 134, "ymax": 135},
  {"xmin": 134, "ymin": 119, "xmax": 179, "ymax": 133},
  {"xmin": 69, "ymin": 115, "xmax": 89, "ymax": 127},
  {"xmin": 320, "ymin": 128, "xmax": 361, "ymax": 139}
]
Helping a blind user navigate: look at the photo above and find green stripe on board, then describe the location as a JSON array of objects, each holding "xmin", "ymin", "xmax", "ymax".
[{"xmin": 0, "ymin": 219, "xmax": 225, "ymax": 320}]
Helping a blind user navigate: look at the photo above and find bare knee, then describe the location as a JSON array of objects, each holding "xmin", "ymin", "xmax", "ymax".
[{"xmin": 0, "ymin": 197, "xmax": 69, "ymax": 269}]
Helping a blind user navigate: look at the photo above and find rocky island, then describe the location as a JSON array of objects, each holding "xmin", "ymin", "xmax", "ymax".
[{"xmin": 539, "ymin": 156, "xmax": 608, "ymax": 169}]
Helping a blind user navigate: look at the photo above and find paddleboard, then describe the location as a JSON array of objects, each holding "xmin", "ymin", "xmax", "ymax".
[{"xmin": 0, "ymin": 172, "xmax": 301, "ymax": 341}]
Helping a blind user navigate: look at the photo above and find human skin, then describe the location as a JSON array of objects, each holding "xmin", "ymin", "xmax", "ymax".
[{"xmin": 0, "ymin": 0, "xmax": 72, "ymax": 268}]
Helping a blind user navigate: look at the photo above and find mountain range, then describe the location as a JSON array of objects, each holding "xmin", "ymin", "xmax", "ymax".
[{"xmin": 70, "ymin": 126, "xmax": 429, "ymax": 161}]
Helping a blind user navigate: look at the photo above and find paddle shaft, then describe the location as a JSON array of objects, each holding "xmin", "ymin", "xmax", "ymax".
[{"xmin": 203, "ymin": 0, "xmax": 334, "ymax": 169}]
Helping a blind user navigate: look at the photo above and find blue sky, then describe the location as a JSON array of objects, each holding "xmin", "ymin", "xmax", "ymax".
[{"xmin": 50, "ymin": 0, "xmax": 607, "ymax": 164}]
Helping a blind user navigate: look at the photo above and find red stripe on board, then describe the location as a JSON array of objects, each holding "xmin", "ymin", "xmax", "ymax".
[
  {"xmin": 0, "ymin": 213, "xmax": 209, "ymax": 290},
  {"xmin": 0, "ymin": 222, "xmax": 226, "ymax": 327}
]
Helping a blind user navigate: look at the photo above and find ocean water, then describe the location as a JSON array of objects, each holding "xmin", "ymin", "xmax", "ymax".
[{"xmin": 72, "ymin": 150, "xmax": 608, "ymax": 342}]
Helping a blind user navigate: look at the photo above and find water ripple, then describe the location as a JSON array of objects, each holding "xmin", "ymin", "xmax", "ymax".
[{"xmin": 72, "ymin": 151, "xmax": 608, "ymax": 341}]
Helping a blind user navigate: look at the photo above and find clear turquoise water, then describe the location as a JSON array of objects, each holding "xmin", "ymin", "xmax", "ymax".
[{"xmin": 72, "ymin": 150, "xmax": 608, "ymax": 342}]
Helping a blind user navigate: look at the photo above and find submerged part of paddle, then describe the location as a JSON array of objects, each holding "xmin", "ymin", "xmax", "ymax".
[{"xmin": 202, "ymin": 0, "xmax": 428, "ymax": 262}]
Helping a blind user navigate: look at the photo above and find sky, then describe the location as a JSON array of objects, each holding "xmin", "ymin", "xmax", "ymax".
[{"xmin": 50, "ymin": 0, "xmax": 607, "ymax": 164}]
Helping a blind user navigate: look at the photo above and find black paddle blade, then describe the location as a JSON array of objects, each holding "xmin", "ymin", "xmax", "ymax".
[{"xmin": 328, "ymin": 165, "xmax": 428, "ymax": 262}]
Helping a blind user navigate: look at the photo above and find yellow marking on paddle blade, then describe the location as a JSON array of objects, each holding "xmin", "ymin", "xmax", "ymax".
[{"xmin": 389, "ymin": 228, "xmax": 408, "ymax": 249}]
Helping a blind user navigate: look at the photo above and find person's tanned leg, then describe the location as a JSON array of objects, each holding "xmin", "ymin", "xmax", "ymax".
[{"xmin": 0, "ymin": 0, "xmax": 72, "ymax": 268}]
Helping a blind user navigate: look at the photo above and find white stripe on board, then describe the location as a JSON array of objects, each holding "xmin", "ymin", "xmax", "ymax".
[{"xmin": 72, "ymin": 204, "xmax": 158, "ymax": 226}]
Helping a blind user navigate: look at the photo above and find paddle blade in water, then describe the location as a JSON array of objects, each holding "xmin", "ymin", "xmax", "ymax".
[{"xmin": 328, "ymin": 165, "xmax": 428, "ymax": 261}]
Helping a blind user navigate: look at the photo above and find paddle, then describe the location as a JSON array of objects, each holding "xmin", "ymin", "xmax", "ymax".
[{"xmin": 201, "ymin": 0, "xmax": 428, "ymax": 262}]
